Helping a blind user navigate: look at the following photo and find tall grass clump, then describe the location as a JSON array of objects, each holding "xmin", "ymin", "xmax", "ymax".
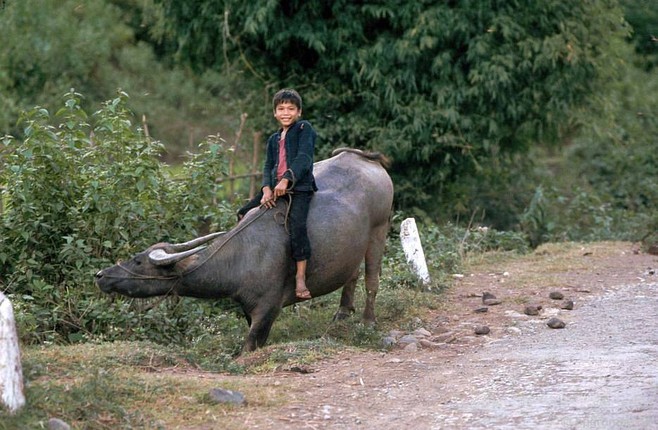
[{"xmin": 383, "ymin": 214, "xmax": 529, "ymax": 292}]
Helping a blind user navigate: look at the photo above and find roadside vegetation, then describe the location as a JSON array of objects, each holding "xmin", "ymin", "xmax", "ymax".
[
  {"xmin": 1, "ymin": 0, "xmax": 656, "ymax": 426},
  {"xmin": 1, "ymin": 241, "xmax": 626, "ymax": 429}
]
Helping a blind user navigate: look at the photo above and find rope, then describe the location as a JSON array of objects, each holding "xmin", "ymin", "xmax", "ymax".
[
  {"xmin": 181, "ymin": 203, "xmax": 274, "ymax": 276},
  {"xmin": 104, "ymin": 262, "xmax": 181, "ymax": 281},
  {"xmin": 104, "ymin": 194, "xmax": 291, "ymax": 281},
  {"xmin": 273, "ymin": 194, "xmax": 293, "ymax": 234},
  {"xmin": 184, "ymin": 193, "xmax": 295, "ymax": 275}
]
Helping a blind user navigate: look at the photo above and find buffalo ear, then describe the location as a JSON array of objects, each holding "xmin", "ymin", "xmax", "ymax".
[{"xmin": 148, "ymin": 246, "xmax": 206, "ymax": 266}]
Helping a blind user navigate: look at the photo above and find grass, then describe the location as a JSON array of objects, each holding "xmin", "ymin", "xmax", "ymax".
[
  {"xmin": 3, "ymin": 341, "xmax": 289, "ymax": 429},
  {"xmin": 10, "ymin": 235, "xmax": 607, "ymax": 429},
  {"xmin": 1, "ymin": 278, "xmax": 441, "ymax": 429},
  {"xmin": 461, "ymin": 240, "xmax": 632, "ymax": 290}
]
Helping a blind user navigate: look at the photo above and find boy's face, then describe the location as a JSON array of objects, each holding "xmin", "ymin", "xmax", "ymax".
[{"xmin": 274, "ymin": 101, "xmax": 301, "ymax": 129}]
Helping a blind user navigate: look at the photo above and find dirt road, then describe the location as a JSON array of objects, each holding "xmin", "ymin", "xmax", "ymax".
[{"xmin": 231, "ymin": 244, "xmax": 658, "ymax": 429}]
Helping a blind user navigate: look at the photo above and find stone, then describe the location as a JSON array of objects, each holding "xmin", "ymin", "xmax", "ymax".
[
  {"xmin": 0, "ymin": 292, "xmax": 25, "ymax": 414},
  {"xmin": 400, "ymin": 218, "xmax": 431, "ymax": 285},
  {"xmin": 48, "ymin": 418, "xmax": 71, "ymax": 430},
  {"xmin": 482, "ymin": 292, "xmax": 496, "ymax": 303},
  {"xmin": 560, "ymin": 299, "xmax": 574, "ymax": 310},
  {"xmin": 474, "ymin": 306, "xmax": 489, "ymax": 313},
  {"xmin": 483, "ymin": 298, "xmax": 502, "ymax": 306},
  {"xmin": 524, "ymin": 305, "xmax": 542, "ymax": 316},
  {"xmin": 431, "ymin": 332, "xmax": 456, "ymax": 343},
  {"xmin": 474, "ymin": 325, "xmax": 490, "ymax": 335},
  {"xmin": 289, "ymin": 365, "xmax": 313, "ymax": 374},
  {"xmin": 549, "ymin": 291, "xmax": 564, "ymax": 300},
  {"xmin": 404, "ymin": 342, "xmax": 418, "ymax": 352},
  {"xmin": 419, "ymin": 339, "xmax": 443, "ymax": 349},
  {"xmin": 208, "ymin": 388, "xmax": 247, "ymax": 405},
  {"xmin": 413, "ymin": 328, "xmax": 432, "ymax": 338},
  {"xmin": 547, "ymin": 317, "xmax": 566, "ymax": 329},
  {"xmin": 382, "ymin": 336, "xmax": 397, "ymax": 347},
  {"xmin": 398, "ymin": 334, "xmax": 418, "ymax": 344}
]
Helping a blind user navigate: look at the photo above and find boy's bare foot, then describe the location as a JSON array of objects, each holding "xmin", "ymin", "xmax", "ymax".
[{"xmin": 295, "ymin": 278, "xmax": 312, "ymax": 300}]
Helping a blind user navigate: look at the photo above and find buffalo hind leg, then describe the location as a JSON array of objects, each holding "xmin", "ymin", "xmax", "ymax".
[
  {"xmin": 333, "ymin": 268, "xmax": 360, "ymax": 321},
  {"xmin": 363, "ymin": 225, "xmax": 388, "ymax": 324},
  {"xmin": 242, "ymin": 303, "xmax": 281, "ymax": 353}
]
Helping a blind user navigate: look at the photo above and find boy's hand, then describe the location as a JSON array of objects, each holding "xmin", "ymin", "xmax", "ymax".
[
  {"xmin": 273, "ymin": 179, "xmax": 289, "ymax": 198},
  {"xmin": 261, "ymin": 187, "xmax": 275, "ymax": 208}
]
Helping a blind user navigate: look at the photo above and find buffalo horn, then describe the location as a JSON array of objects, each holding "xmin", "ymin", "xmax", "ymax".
[
  {"xmin": 149, "ymin": 245, "xmax": 206, "ymax": 266},
  {"xmin": 166, "ymin": 231, "xmax": 223, "ymax": 252}
]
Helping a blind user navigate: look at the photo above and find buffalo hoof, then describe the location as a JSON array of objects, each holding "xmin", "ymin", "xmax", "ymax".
[{"xmin": 333, "ymin": 309, "xmax": 354, "ymax": 321}]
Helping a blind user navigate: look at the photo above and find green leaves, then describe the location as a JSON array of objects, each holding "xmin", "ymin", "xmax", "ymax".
[
  {"xmin": 162, "ymin": 0, "xmax": 628, "ymax": 220},
  {"xmin": 158, "ymin": 0, "xmax": 625, "ymax": 219},
  {"xmin": 0, "ymin": 91, "xmax": 234, "ymax": 344}
]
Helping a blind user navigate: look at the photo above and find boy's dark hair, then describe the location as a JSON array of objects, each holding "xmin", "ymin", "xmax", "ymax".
[{"xmin": 273, "ymin": 88, "xmax": 302, "ymax": 110}]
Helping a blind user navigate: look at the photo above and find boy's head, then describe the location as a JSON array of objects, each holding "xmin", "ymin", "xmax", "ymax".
[{"xmin": 272, "ymin": 88, "xmax": 302, "ymax": 111}]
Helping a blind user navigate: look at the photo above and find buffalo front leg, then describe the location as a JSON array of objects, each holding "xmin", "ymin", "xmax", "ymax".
[
  {"xmin": 363, "ymin": 225, "xmax": 388, "ymax": 324},
  {"xmin": 333, "ymin": 268, "xmax": 360, "ymax": 321},
  {"xmin": 242, "ymin": 303, "xmax": 281, "ymax": 353}
]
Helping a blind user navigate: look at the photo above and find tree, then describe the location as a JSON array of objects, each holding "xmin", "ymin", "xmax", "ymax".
[
  {"xmin": 620, "ymin": 0, "xmax": 658, "ymax": 70},
  {"xmin": 154, "ymin": 0, "xmax": 629, "ymax": 222},
  {"xmin": 0, "ymin": 0, "xmax": 247, "ymax": 159},
  {"xmin": 0, "ymin": 0, "xmax": 131, "ymax": 132}
]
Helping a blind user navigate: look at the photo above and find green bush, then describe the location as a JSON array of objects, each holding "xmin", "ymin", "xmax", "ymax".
[
  {"xmin": 384, "ymin": 215, "xmax": 529, "ymax": 291},
  {"xmin": 0, "ymin": 100, "xmax": 530, "ymax": 355},
  {"xmin": 0, "ymin": 90, "xmax": 234, "ymax": 344},
  {"xmin": 519, "ymin": 48, "xmax": 658, "ymax": 246}
]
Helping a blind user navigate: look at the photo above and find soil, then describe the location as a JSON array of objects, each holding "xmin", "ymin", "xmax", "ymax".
[{"xmin": 188, "ymin": 242, "xmax": 658, "ymax": 429}]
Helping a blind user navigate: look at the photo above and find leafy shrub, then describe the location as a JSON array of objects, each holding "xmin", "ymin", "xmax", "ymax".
[
  {"xmin": 519, "ymin": 51, "xmax": 658, "ymax": 246},
  {"xmin": 384, "ymin": 214, "xmax": 529, "ymax": 291},
  {"xmin": 0, "ymin": 90, "xmax": 234, "ymax": 344}
]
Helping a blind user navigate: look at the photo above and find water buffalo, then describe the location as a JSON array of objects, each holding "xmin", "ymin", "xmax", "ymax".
[{"xmin": 96, "ymin": 148, "xmax": 394, "ymax": 352}]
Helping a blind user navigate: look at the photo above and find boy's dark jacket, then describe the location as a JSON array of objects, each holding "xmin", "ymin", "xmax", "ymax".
[{"xmin": 262, "ymin": 119, "xmax": 318, "ymax": 192}]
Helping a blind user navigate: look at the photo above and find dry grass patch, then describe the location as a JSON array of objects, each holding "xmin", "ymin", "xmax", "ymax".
[{"xmin": 3, "ymin": 342, "xmax": 289, "ymax": 429}]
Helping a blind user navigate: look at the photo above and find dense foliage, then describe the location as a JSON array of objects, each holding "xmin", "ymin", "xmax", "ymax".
[
  {"xmin": 2, "ymin": 0, "xmax": 649, "ymax": 227},
  {"xmin": 520, "ymin": 48, "xmax": 658, "ymax": 246},
  {"xmin": 621, "ymin": 0, "xmax": 658, "ymax": 70},
  {"xmin": 154, "ymin": 0, "xmax": 629, "ymax": 220},
  {"xmin": 1, "ymin": 0, "xmax": 657, "ymax": 348},
  {"xmin": 0, "ymin": 0, "xmax": 246, "ymax": 161},
  {"xmin": 0, "ymin": 92, "xmax": 235, "ymax": 343},
  {"xmin": 0, "ymin": 92, "xmax": 529, "ymax": 344}
]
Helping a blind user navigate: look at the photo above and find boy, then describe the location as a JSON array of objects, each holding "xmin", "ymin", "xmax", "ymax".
[{"xmin": 238, "ymin": 89, "xmax": 317, "ymax": 300}]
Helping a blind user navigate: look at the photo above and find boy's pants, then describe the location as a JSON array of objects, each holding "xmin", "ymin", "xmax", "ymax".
[{"xmin": 237, "ymin": 191, "xmax": 313, "ymax": 261}]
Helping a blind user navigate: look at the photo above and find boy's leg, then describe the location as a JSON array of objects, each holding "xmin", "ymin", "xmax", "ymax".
[
  {"xmin": 237, "ymin": 191, "xmax": 264, "ymax": 221},
  {"xmin": 295, "ymin": 260, "xmax": 311, "ymax": 300},
  {"xmin": 289, "ymin": 192, "xmax": 313, "ymax": 299}
]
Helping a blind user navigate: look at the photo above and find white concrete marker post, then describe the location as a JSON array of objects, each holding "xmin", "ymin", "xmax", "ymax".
[
  {"xmin": 399, "ymin": 217, "xmax": 431, "ymax": 287},
  {"xmin": 0, "ymin": 292, "xmax": 25, "ymax": 414}
]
